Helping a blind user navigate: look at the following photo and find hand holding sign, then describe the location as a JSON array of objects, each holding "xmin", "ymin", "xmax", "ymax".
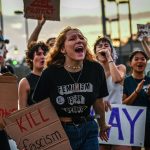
[
  {"xmin": 137, "ymin": 24, "xmax": 150, "ymax": 41},
  {"xmin": 38, "ymin": 14, "xmax": 46, "ymax": 26}
]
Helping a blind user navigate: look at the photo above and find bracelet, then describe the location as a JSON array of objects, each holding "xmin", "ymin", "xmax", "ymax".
[{"xmin": 108, "ymin": 60, "xmax": 114, "ymax": 63}]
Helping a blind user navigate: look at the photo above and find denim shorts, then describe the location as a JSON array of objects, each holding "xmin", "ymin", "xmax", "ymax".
[{"xmin": 62, "ymin": 119, "xmax": 99, "ymax": 150}]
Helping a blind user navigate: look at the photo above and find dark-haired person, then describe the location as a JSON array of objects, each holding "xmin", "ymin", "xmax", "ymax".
[
  {"xmin": 123, "ymin": 48, "xmax": 150, "ymax": 150},
  {"xmin": 18, "ymin": 41, "xmax": 49, "ymax": 109},
  {"xmin": 94, "ymin": 36, "xmax": 131, "ymax": 150},
  {"xmin": 0, "ymin": 31, "xmax": 14, "ymax": 74},
  {"xmin": 32, "ymin": 26, "xmax": 111, "ymax": 150},
  {"xmin": 27, "ymin": 15, "xmax": 55, "ymax": 48},
  {"xmin": 46, "ymin": 37, "xmax": 56, "ymax": 48}
]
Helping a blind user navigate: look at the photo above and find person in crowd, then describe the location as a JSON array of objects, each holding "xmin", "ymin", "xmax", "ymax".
[
  {"xmin": 0, "ymin": 31, "xmax": 14, "ymax": 74},
  {"xmin": 32, "ymin": 26, "xmax": 111, "ymax": 150},
  {"xmin": 18, "ymin": 41, "xmax": 49, "ymax": 109},
  {"xmin": 27, "ymin": 15, "xmax": 55, "ymax": 48},
  {"xmin": 0, "ymin": 31, "xmax": 12, "ymax": 150},
  {"xmin": 123, "ymin": 49, "xmax": 150, "ymax": 150},
  {"xmin": 94, "ymin": 36, "xmax": 131, "ymax": 150}
]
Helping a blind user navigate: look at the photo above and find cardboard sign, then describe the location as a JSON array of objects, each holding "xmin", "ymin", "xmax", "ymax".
[
  {"xmin": 23, "ymin": 0, "xmax": 60, "ymax": 21},
  {"xmin": 0, "ymin": 74, "xmax": 18, "ymax": 128},
  {"xmin": 137, "ymin": 24, "xmax": 150, "ymax": 41},
  {"xmin": 3, "ymin": 98, "xmax": 72, "ymax": 150},
  {"xmin": 99, "ymin": 104, "xmax": 146, "ymax": 147}
]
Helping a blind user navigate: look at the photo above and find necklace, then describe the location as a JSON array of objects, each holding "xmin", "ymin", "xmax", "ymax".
[
  {"xmin": 65, "ymin": 64, "xmax": 82, "ymax": 70},
  {"xmin": 66, "ymin": 68, "xmax": 83, "ymax": 92}
]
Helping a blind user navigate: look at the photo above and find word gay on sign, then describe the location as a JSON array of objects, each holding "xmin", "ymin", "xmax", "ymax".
[
  {"xmin": 99, "ymin": 104, "xmax": 146, "ymax": 147},
  {"xmin": 3, "ymin": 98, "xmax": 72, "ymax": 150}
]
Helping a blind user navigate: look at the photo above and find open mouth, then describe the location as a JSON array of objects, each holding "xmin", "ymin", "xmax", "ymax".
[
  {"xmin": 75, "ymin": 47, "xmax": 84, "ymax": 53},
  {"xmin": 137, "ymin": 64, "xmax": 145, "ymax": 69},
  {"xmin": 40, "ymin": 60, "xmax": 45, "ymax": 65},
  {"xmin": 100, "ymin": 52, "xmax": 106, "ymax": 56}
]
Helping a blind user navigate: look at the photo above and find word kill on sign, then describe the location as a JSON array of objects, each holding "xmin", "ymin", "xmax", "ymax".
[{"xmin": 16, "ymin": 108, "xmax": 49, "ymax": 133}]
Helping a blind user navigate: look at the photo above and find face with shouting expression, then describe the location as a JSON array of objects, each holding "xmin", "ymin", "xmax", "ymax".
[
  {"xmin": 61, "ymin": 29, "xmax": 87, "ymax": 65},
  {"xmin": 130, "ymin": 52, "xmax": 147, "ymax": 74},
  {"xmin": 95, "ymin": 41, "xmax": 112, "ymax": 63},
  {"xmin": 32, "ymin": 47, "xmax": 46, "ymax": 71}
]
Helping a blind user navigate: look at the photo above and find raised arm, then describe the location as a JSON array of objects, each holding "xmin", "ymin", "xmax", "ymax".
[
  {"xmin": 141, "ymin": 38, "xmax": 150, "ymax": 58},
  {"xmin": 28, "ymin": 15, "xmax": 46, "ymax": 47},
  {"xmin": 105, "ymin": 48, "xmax": 126, "ymax": 83}
]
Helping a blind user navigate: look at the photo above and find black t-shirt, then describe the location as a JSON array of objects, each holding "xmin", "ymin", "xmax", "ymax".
[
  {"xmin": 123, "ymin": 75, "xmax": 150, "ymax": 122},
  {"xmin": 123, "ymin": 75, "xmax": 150, "ymax": 107},
  {"xmin": 33, "ymin": 60, "xmax": 108, "ymax": 117},
  {"xmin": 26, "ymin": 73, "xmax": 40, "ymax": 106}
]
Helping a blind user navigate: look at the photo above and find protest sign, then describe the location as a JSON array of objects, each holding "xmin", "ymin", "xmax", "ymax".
[
  {"xmin": 0, "ymin": 74, "xmax": 18, "ymax": 128},
  {"xmin": 137, "ymin": 24, "xmax": 150, "ymax": 41},
  {"xmin": 99, "ymin": 104, "xmax": 146, "ymax": 147},
  {"xmin": 23, "ymin": 0, "xmax": 60, "ymax": 21},
  {"xmin": 3, "ymin": 98, "xmax": 72, "ymax": 150}
]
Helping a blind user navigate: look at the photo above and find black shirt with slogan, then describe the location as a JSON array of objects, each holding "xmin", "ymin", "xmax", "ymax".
[{"xmin": 33, "ymin": 60, "xmax": 108, "ymax": 117}]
